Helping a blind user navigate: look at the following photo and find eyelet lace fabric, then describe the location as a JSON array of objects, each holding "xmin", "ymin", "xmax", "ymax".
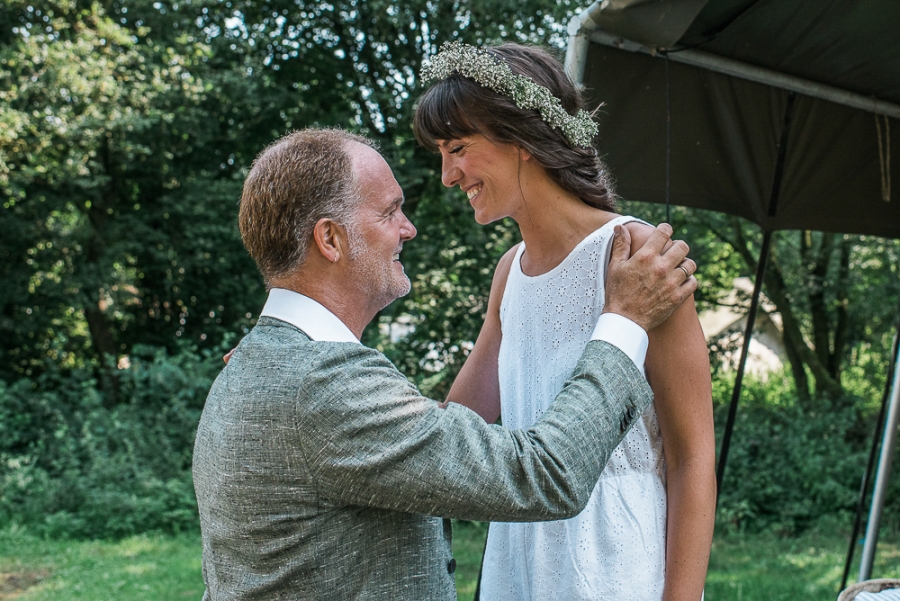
[{"xmin": 481, "ymin": 215, "xmax": 667, "ymax": 601}]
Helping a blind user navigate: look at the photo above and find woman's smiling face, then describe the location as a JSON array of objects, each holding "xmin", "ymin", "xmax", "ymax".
[{"xmin": 437, "ymin": 135, "xmax": 528, "ymax": 225}]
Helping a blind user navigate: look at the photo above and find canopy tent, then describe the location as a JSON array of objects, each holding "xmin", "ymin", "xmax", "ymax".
[
  {"xmin": 567, "ymin": 0, "xmax": 899, "ymax": 235},
  {"xmin": 564, "ymin": 0, "xmax": 900, "ymax": 589}
]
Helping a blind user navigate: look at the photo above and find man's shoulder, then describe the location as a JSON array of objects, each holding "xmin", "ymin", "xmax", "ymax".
[
  {"xmin": 202, "ymin": 320, "xmax": 415, "ymax": 429},
  {"xmin": 230, "ymin": 318, "xmax": 402, "ymax": 382},
  {"xmin": 210, "ymin": 319, "xmax": 420, "ymax": 429}
]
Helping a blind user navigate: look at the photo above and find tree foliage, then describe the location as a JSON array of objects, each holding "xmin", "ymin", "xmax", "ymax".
[
  {"xmin": 0, "ymin": 0, "xmax": 585, "ymax": 398},
  {"xmin": 2, "ymin": 0, "xmax": 900, "ymax": 538},
  {"xmin": 0, "ymin": 1, "xmax": 264, "ymax": 396},
  {"xmin": 2, "ymin": 0, "xmax": 898, "ymax": 405},
  {"xmin": 713, "ymin": 219, "xmax": 900, "ymax": 405}
]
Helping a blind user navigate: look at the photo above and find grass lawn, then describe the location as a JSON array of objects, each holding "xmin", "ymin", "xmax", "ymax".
[
  {"xmin": 705, "ymin": 523, "xmax": 900, "ymax": 601},
  {"xmin": 0, "ymin": 527, "xmax": 202, "ymax": 600},
  {"xmin": 1, "ymin": 519, "xmax": 898, "ymax": 600}
]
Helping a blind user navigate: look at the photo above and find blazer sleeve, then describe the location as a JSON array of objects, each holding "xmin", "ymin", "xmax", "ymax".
[{"xmin": 296, "ymin": 339, "xmax": 652, "ymax": 522}]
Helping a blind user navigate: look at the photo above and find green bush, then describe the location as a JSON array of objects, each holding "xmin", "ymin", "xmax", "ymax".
[
  {"xmin": 0, "ymin": 345, "xmax": 223, "ymax": 539},
  {"xmin": 3, "ymin": 346, "xmax": 898, "ymax": 540},
  {"xmin": 714, "ymin": 369, "xmax": 900, "ymax": 534}
]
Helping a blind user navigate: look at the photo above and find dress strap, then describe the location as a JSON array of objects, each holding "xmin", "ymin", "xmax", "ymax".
[
  {"xmin": 497, "ymin": 242, "xmax": 526, "ymax": 325},
  {"xmin": 509, "ymin": 242, "xmax": 527, "ymax": 277},
  {"xmin": 598, "ymin": 215, "xmax": 651, "ymax": 282}
]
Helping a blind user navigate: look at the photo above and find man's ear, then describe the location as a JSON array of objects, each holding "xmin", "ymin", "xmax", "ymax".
[{"xmin": 312, "ymin": 218, "xmax": 349, "ymax": 263}]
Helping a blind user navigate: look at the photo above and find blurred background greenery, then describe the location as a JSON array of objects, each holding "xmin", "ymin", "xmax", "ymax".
[{"xmin": 1, "ymin": 0, "xmax": 899, "ymax": 598}]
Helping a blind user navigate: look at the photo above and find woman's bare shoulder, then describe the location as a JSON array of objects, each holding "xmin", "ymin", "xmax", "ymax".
[
  {"xmin": 622, "ymin": 219, "xmax": 654, "ymax": 242},
  {"xmin": 622, "ymin": 219, "xmax": 657, "ymax": 256}
]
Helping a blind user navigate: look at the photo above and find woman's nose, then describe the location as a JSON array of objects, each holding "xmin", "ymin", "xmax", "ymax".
[{"xmin": 441, "ymin": 156, "xmax": 460, "ymax": 188}]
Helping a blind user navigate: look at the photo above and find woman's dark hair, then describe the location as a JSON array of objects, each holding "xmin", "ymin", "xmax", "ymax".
[{"xmin": 413, "ymin": 43, "xmax": 616, "ymax": 211}]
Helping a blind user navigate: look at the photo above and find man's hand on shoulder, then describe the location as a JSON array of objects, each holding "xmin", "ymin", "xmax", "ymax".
[{"xmin": 604, "ymin": 223, "xmax": 696, "ymax": 332}]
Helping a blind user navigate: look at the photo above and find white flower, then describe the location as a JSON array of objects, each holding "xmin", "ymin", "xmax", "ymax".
[{"xmin": 421, "ymin": 42, "xmax": 598, "ymax": 148}]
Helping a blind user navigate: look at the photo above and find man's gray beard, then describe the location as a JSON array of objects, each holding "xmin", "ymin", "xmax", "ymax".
[{"xmin": 346, "ymin": 227, "xmax": 411, "ymax": 307}]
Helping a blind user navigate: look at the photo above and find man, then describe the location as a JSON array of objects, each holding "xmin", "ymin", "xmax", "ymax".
[{"xmin": 192, "ymin": 128, "xmax": 696, "ymax": 600}]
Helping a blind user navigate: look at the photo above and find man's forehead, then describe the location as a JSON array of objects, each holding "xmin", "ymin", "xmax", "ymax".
[
  {"xmin": 347, "ymin": 141, "xmax": 387, "ymax": 170},
  {"xmin": 347, "ymin": 142, "xmax": 403, "ymax": 202}
]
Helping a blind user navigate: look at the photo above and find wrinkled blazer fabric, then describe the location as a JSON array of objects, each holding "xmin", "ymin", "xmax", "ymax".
[{"xmin": 193, "ymin": 317, "xmax": 652, "ymax": 600}]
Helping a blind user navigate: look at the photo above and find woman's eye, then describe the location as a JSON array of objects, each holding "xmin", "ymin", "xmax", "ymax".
[{"xmin": 449, "ymin": 145, "xmax": 463, "ymax": 154}]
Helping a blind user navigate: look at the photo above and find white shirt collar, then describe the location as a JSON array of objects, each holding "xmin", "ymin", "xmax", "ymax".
[{"xmin": 259, "ymin": 288, "xmax": 360, "ymax": 343}]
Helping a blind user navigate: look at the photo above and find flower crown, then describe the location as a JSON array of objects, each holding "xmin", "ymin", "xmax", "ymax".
[{"xmin": 420, "ymin": 41, "xmax": 598, "ymax": 148}]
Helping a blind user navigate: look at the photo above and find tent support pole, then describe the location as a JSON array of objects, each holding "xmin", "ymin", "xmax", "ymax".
[
  {"xmin": 588, "ymin": 30, "xmax": 900, "ymax": 119},
  {"xmin": 858, "ymin": 341, "xmax": 900, "ymax": 581},
  {"xmin": 565, "ymin": 2, "xmax": 604, "ymax": 85},
  {"xmin": 840, "ymin": 325, "xmax": 900, "ymax": 591},
  {"xmin": 715, "ymin": 230, "xmax": 772, "ymax": 499}
]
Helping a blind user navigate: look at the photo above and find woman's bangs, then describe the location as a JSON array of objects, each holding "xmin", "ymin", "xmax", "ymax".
[{"xmin": 413, "ymin": 78, "xmax": 479, "ymax": 152}]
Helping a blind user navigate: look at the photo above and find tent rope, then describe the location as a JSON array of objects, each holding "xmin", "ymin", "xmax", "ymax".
[
  {"xmin": 665, "ymin": 51, "xmax": 672, "ymax": 223},
  {"xmin": 876, "ymin": 114, "xmax": 891, "ymax": 202}
]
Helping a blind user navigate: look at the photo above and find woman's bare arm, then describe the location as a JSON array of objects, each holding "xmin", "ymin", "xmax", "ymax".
[
  {"xmin": 444, "ymin": 245, "xmax": 518, "ymax": 423},
  {"xmin": 625, "ymin": 222, "xmax": 716, "ymax": 601}
]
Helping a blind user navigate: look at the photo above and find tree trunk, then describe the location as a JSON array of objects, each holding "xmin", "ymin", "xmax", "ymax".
[
  {"xmin": 725, "ymin": 221, "xmax": 843, "ymax": 401},
  {"xmin": 82, "ymin": 134, "xmax": 120, "ymax": 404},
  {"xmin": 781, "ymin": 324, "xmax": 811, "ymax": 406},
  {"xmin": 764, "ymin": 251, "xmax": 843, "ymax": 400},
  {"xmin": 830, "ymin": 237, "xmax": 851, "ymax": 381},
  {"xmin": 805, "ymin": 231, "xmax": 833, "ymax": 369}
]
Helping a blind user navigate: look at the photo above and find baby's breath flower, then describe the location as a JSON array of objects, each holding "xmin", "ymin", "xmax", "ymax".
[{"xmin": 420, "ymin": 42, "xmax": 598, "ymax": 148}]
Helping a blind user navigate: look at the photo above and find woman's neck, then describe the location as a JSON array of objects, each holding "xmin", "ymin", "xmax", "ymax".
[{"xmin": 514, "ymin": 185, "xmax": 616, "ymax": 277}]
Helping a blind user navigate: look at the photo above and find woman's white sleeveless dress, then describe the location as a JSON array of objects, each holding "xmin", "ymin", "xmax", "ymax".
[{"xmin": 480, "ymin": 215, "xmax": 667, "ymax": 601}]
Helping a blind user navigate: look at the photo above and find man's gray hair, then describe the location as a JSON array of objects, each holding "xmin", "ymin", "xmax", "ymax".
[{"xmin": 239, "ymin": 129, "xmax": 373, "ymax": 284}]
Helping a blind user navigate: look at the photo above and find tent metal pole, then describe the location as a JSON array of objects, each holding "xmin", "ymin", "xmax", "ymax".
[
  {"xmin": 565, "ymin": 2, "xmax": 604, "ymax": 85},
  {"xmin": 840, "ymin": 328, "xmax": 900, "ymax": 591},
  {"xmin": 588, "ymin": 31, "xmax": 900, "ymax": 119},
  {"xmin": 715, "ymin": 230, "xmax": 772, "ymax": 499},
  {"xmin": 858, "ymin": 346, "xmax": 900, "ymax": 581}
]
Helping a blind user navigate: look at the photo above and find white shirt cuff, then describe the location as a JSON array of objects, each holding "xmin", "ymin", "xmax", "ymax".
[{"xmin": 590, "ymin": 313, "xmax": 648, "ymax": 375}]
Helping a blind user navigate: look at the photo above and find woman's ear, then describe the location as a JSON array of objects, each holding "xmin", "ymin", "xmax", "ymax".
[
  {"xmin": 517, "ymin": 146, "xmax": 533, "ymax": 162},
  {"xmin": 312, "ymin": 218, "xmax": 349, "ymax": 263}
]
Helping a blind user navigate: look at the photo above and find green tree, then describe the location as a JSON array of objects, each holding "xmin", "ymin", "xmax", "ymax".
[
  {"xmin": 4, "ymin": 0, "xmax": 896, "ymax": 411},
  {"xmin": 705, "ymin": 215, "xmax": 900, "ymax": 405},
  {"xmin": 0, "ymin": 1, "xmax": 265, "ymax": 393},
  {"xmin": 0, "ymin": 0, "xmax": 585, "ymax": 399}
]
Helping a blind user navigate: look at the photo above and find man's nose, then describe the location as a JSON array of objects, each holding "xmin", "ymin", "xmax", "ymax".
[{"xmin": 401, "ymin": 213, "xmax": 417, "ymax": 241}]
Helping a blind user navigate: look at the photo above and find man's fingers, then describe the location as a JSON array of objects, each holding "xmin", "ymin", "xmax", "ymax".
[
  {"xmin": 677, "ymin": 258, "xmax": 697, "ymax": 280},
  {"xmin": 636, "ymin": 223, "xmax": 674, "ymax": 256},
  {"xmin": 678, "ymin": 272, "xmax": 699, "ymax": 301},
  {"xmin": 603, "ymin": 220, "xmax": 699, "ymax": 331},
  {"xmin": 662, "ymin": 238, "xmax": 691, "ymax": 266},
  {"xmin": 609, "ymin": 225, "xmax": 632, "ymax": 265},
  {"xmin": 676, "ymin": 259, "xmax": 698, "ymax": 298},
  {"xmin": 223, "ymin": 348, "xmax": 235, "ymax": 364}
]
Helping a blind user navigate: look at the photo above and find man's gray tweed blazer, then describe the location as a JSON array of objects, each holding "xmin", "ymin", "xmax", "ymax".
[{"xmin": 193, "ymin": 317, "xmax": 652, "ymax": 600}]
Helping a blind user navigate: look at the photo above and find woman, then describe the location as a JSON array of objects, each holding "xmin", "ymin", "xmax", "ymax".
[{"xmin": 413, "ymin": 42, "xmax": 716, "ymax": 600}]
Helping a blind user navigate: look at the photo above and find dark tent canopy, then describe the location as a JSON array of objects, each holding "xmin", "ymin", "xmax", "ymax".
[{"xmin": 570, "ymin": 0, "xmax": 899, "ymax": 237}]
